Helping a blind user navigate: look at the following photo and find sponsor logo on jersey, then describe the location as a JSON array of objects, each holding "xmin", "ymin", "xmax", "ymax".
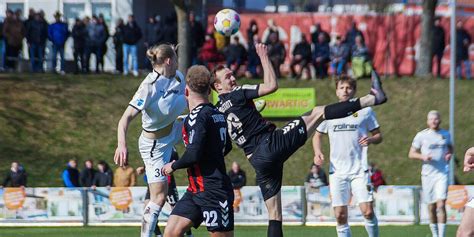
[
  {"xmin": 218, "ymin": 100, "xmax": 233, "ymax": 113},
  {"xmin": 333, "ymin": 123, "xmax": 359, "ymax": 132},
  {"xmin": 212, "ymin": 114, "xmax": 226, "ymax": 123},
  {"xmin": 136, "ymin": 99, "xmax": 144, "ymax": 107}
]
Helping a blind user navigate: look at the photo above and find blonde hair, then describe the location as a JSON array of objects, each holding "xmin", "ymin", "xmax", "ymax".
[{"xmin": 146, "ymin": 44, "xmax": 177, "ymax": 66}]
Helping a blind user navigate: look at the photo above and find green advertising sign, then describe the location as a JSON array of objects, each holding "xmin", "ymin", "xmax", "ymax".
[{"xmin": 213, "ymin": 87, "xmax": 316, "ymax": 118}]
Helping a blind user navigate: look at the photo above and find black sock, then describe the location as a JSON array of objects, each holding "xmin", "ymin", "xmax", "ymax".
[
  {"xmin": 185, "ymin": 230, "xmax": 192, "ymax": 235},
  {"xmin": 268, "ymin": 220, "xmax": 283, "ymax": 237},
  {"xmin": 154, "ymin": 223, "xmax": 161, "ymax": 235},
  {"xmin": 324, "ymin": 98, "xmax": 362, "ymax": 120}
]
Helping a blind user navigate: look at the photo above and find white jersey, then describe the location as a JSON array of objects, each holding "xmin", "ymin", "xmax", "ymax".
[
  {"xmin": 411, "ymin": 128, "xmax": 452, "ymax": 176},
  {"xmin": 129, "ymin": 70, "xmax": 187, "ymax": 132},
  {"xmin": 317, "ymin": 107, "xmax": 379, "ymax": 175}
]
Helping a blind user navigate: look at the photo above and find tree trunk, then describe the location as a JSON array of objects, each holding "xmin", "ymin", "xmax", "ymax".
[
  {"xmin": 170, "ymin": 0, "xmax": 191, "ymax": 73},
  {"xmin": 415, "ymin": 0, "xmax": 438, "ymax": 77}
]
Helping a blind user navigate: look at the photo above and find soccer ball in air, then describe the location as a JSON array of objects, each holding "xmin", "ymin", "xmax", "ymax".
[{"xmin": 214, "ymin": 9, "xmax": 241, "ymax": 36}]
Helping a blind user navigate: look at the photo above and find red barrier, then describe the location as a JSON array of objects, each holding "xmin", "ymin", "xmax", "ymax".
[{"xmin": 208, "ymin": 13, "xmax": 474, "ymax": 77}]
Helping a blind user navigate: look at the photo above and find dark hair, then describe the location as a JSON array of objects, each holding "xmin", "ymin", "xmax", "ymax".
[
  {"xmin": 186, "ymin": 65, "xmax": 211, "ymax": 95},
  {"xmin": 98, "ymin": 160, "xmax": 109, "ymax": 171},
  {"xmin": 210, "ymin": 64, "xmax": 227, "ymax": 91},
  {"xmin": 335, "ymin": 76, "xmax": 357, "ymax": 90}
]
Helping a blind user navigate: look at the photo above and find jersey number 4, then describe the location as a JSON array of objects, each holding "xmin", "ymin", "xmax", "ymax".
[{"xmin": 227, "ymin": 113, "xmax": 246, "ymax": 145}]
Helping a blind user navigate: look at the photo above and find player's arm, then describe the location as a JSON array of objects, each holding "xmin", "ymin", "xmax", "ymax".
[
  {"xmin": 359, "ymin": 128, "xmax": 383, "ymax": 146},
  {"xmin": 312, "ymin": 131, "xmax": 325, "ymax": 166},
  {"xmin": 114, "ymin": 106, "xmax": 141, "ymax": 166},
  {"xmin": 408, "ymin": 147, "xmax": 431, "ymax": 161},
  {"xmin": 256, "ymin": 43, "xmax": 278, "ymax": 97}
]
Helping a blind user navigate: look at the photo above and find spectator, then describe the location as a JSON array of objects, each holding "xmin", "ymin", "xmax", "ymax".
[
  {"xmin": 0, "ymin": 18, "xmax": 4, "ymax": 71},
  {"xmin": 305, "ymin": 164, "xmax": 328, "ymax": 189},
  {"xmin": 313, "ymin": 32, "xmax": 330, "ymax": 79},
  {"xmin": 198, "ymin": 33, "xmax": 222, "ymax": 67},
  {"xmin": 228, "ymin": 161, "xmax": 246, "ymax": 189},
  {"xmin": 85, "ymin": 15, "xmax": 106, "ymax": 74},
  {"xmin": 162, "ymin": 13, "xmax": 177, "ymax": 45},
  {"xmin": 97, "ymin": 14, "xmax": 109, "ymax": 72},
  {"xmin": 330, "ymin": 36, "xmax": 350, "ymax": 76},
  {"xmin": 71, "ymin": 18, "xmax": 87, "ymax": 74},
  {"xmin": 225, "ymin": 36, "xmax": 247, "ymax": 76},
  {"xmin": 80, "ymin": 160, "xmax": 96, "ymax": 187},
  {"xmin": 23, "ymin": 8, "xmax": 35, "ymax": 32},
  {"xmin": 228, "ymin": 161, "xmax": 246, "ymax": 213},
  {"xmin": 267, "ymin": 32, "xmax": 286, "ymax": 78},
  {"xmin": 62, "ymin": 159, "xmax": 80, "ymax": 188},
  {"xmin": 48, "ymin": 11, "xmax": 69, "ymax": 74},
  {"xmin": 3, "ymin": 9, "xmax": 25, "ymax": 71},
  {"xmin": 2, "ymin": 161, "xmax": 27, "ymax": 187},
  {"xmin": 113, "ymin": 164, "xmax": 136, "ymax": 187},
  {"xmin": 456, "ymin": 21, "xmax": 471, "ymax": 79},
  {"xmin": 144, "ymin": 15, "xmax": 163, "ymax": 70},
  {"xmin": 369, "ymin": 162, "xmax": 386, "ymax": 191},
  {"xmin": 26, "ymin": 12, "xmax": 48, "ymax": 72},
  {"xmin": 262, "ymin": 18, "xmax": 287, "ymax": 44},
  {"xmin": 310, "ymin": 23, "xmax": 330, "ymax": 47},
  {"xmin": 246, "ymin": 19, "xmax": 258, "ymax": 42},
  {"xmin": 351, "ymin": 35, "xmax": 372, "ymax": 79},
  {"xmin": 245, "ymin": 34, "xmax": 262, "ymax": 78},
  {"xmin": 92, "ymin": 160, "xmax": 113, "ymax": 188},
  {"xmin": 432, "ymin": 17, "xmax": 445, "ymax": 78},
  {"xmin": 122, "ymin": 14, "xmax": 142, "ymax": 77},
  {"xmin": 189, "ymin": 11, "xmax": 205, "ymax": 65},
  {"xmin": 113, "ymin": 18, "xmax": 125, "ymax": 73},
  {"xmin": 345, "ymin": 22, "xmax": 364, "ymax": 52},
  {"xmin": 290, "ymin": 34, "xmax": 312, "ymax": 79}
]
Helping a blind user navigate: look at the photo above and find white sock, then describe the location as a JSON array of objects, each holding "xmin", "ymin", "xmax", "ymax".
[
  {"xmin": 336, "ymin": 223, "xmax": 352, "ymax": 237},
  {"xmin": 364, "ymin": 216, "xmax": 379, "ymax": 237},
  {"xmin": 429, "ymin": 223, "xmax": 439, "ymax": 237},
  {"xmin": 141, "ymin": 201, "xmax": 162, "ymax": 237},
  {"xmin": 438, "ymin": 223, "xmax": 446, "ymax": 237}
]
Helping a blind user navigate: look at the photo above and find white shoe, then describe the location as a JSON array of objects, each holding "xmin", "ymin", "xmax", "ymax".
[
  {"xmin": 60, "ymin": 71, "xmax": 66, "ymax": 75},
  {"xmin": 123, "ymin": 71, "xmax": 128, "ymax": 76},
  {"xmin": 132, "ymin": 70, "xmax": 139, "ymax": 77}
]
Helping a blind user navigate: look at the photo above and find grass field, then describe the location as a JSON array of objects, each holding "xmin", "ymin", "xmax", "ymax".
[
  {"xmin": 0, "ymin": 225, "xmax": 460, "ymax": 237},
  {"xmin": 0, "ymin": 73, "xmax": 473, "ymax": 187}
]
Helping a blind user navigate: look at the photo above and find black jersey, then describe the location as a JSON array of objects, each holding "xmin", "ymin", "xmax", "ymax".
[
  {"xmin": 216, "ymin": 85, "xmax": 276, "ymax": 155},
  {"xmin": 171, "ymin": 103, "xmax": 233, "ymax": 194}
]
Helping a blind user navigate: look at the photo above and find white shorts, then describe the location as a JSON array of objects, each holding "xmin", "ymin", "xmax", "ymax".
[
  {"xmin": 138, "ymin": 120, "xmax": 183, "ymax": 184},
  {"xmin": 421, "ymin": 174, "xmax": 448, "ymax": 204},
  {"xmin": 466, "ymin": 197, "xmax": 474, "ymax": 208},
  {"xmin": 329, "ymin": 171, "xmax": 373, "ymax": 207}
]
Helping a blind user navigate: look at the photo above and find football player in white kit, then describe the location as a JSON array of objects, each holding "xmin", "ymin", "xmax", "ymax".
[
  {"xmin": 114, "ymin": 44, "xmax": 187, "ymax": 237},
  {"xmin": 409, "ymin": 111, "xmax": 453, "ymax": 237},
  {"xmin": 313, "ymin": 77, "xmax": 382, "ymax": 237},
  {"xmin": 456, "ymin": 147, "xmax": 474, "ymax": 237}
]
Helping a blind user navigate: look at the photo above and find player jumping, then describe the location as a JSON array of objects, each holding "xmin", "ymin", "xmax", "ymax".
[
  {"xmin": 162, "ymin": 65, "xmax": 234, "ymax": 237},
  {"xmin": 114, "ymin": 44, "xmax": 186, "ymax": 237},
  {"xmin": 211, "ymin": 43, "xmax": 387, "ymax": 237},
  {"xmin": 409, "ymin": 111, "xmax": 453, "ymax": 237},
  {"xmin": 313, "ymin": 76, "xmax": 382, "ymax": 237},
  {"xmin": 456, "ymin": 147, "xmax": 474, "ymax": 237}
]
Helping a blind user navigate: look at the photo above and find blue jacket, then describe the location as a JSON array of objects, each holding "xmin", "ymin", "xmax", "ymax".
[
  {"xmin": 48, "ymin": 22, "xmax": 69, "ymax": 45},
  {"xmin": 62, "ymin": 164, "xmax": 80, "ymax": 187}
]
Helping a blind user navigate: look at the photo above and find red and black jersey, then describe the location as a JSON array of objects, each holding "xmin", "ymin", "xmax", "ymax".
[
  {"xmin": 216, "ymin": 85, "xmax": 276, "ymax": 155},
  {"xmin": 172, "ymin": 103, "xmax": 233, "ymax": 194}
]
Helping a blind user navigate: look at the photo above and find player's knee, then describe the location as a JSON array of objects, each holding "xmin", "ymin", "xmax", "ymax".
[
  {"xmin": 164, "ymin": 225, "xmax": 183, "ymax": 237},
  {"xmin": 363, "ymin": 209, "xmax": 374, "ymax": 220},
  {"xmin": 335, "ymin": 211, "xmax": 348, "ymax": 224}
]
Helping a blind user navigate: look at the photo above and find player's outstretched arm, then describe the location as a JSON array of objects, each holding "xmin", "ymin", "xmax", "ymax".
[
  {"xmin": 256, "ymin": 43, "xmax": 278, "ymax": 97},
  {"xmin": 114, "ymin": 106, "xmax": 140, "ymax": 167},
  {"xmin": 408, "ymin": 147, "xmax": 431, "ymax": 161},
  {"xmin": 312, "ymin": 131, "xmax": 325, "ymax": 166},
  {"xmin": 464, "ymin": 147, "xmax": 474, "ymax": 172}
]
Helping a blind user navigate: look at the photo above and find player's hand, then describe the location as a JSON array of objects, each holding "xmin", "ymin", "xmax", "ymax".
[
  {"xmin": 463, "ymin": 148, "xmax": 474, "ymax": 172},
  {"xmin": 444, "ymin": 153, "xmax": 452, "ymax": 162},
  {"xmin": 314, "ymin": 151, "xmax": 325, "ymax": 166},
  {"xmin": 421, "ymin": 154, "xmax": 432, "ymax": 161},
  {"xmin": 136, "ymin": 166, "xmax": 145, "ymax": 175},
  {"xmin": 162, "ymin": 161, "xmax": 175, "ymax": 176},
  {"xmin": 114, "ymin": 145, "xmax": 128, "ymax": 167},
  {"xmin": 358, "ymin": 136, "xmax": 371, "ymax": 146},
  {"xmin": 255, "ymin": 43, "xmax": 268, "ymax": 58}
]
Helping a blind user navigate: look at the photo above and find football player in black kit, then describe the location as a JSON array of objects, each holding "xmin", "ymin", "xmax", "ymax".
[
  {"xmin": 162, "ymin": 65, "xmax": 234, "ymax": 237},
  {"xmin": 211, "ymin": 43, "xmax": 387, "ymax": 237}
]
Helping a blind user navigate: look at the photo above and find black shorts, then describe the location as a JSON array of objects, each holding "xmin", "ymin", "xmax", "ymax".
[
  {"xmin": 171, "ymin": 190, "xmax": 234, "ymax": 232},
  {"xmin": 145, "ymin": 175, "xmax": 179, "ymax": 207},
  {"xmin": 249, "ymin": 117, "xmax": 307, "ymax": 200}
]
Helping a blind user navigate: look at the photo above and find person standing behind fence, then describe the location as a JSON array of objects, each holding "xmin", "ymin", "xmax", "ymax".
[
  {"xmin": 455, "ymin": 21, "xmax": 471, "ymax": 80},
  {"xmin": 26, "ymin": 13, "xmax": 48, "ymax": 73},
  {"xmin": 144, "ymin": 15, "xmax": 163, "ymax": 69},
  {"xmin": 48, "ymin": 11, "xmax": 69, "ymax": 74},
  {"xmin": 62, "ymin": 159, "xmax": 80, "ymax": 188},
  {"xmin": 72, "ymin": 18, "xmax": 87, "ymax": 74},
  {"xmin": 92, "ymin": 160, "xmax": 113, "ymax": 188},
  {"xmin": 3, "ymin": 9, "xmax": 25, "ymax": 72},
  {"xmin": 97, "ymin": 14, "xmax": 109, "ymax": 73},
  {"xmin": 1, "ymin": 162, "xmax": 27, "ymax": 188},
  {"xmin": 85, "ymin": 16, "xmax": 106, "ymax": 74},
  {"xmin": 122, "ymin": 14, "xmax": 142, "ymax": 77},
  {"xmin": 113, "ymin": 18, "xmax": 125, "ymax": 74},
  {"xmin": 80, "ymin": 160, "xmax": 96, "ymax": 187}
]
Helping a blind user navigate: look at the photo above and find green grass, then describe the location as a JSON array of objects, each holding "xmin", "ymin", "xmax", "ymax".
[
  {"xmin": 0, "ymin": 225, "xmax": 460, "ymax": 237},
  {"xmin": 0, "ymin": 73, "xmax": 473, "ymax": 187}
]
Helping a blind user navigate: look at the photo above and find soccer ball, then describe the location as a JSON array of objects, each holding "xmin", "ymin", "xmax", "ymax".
[{"xmin": 214, "ymin": 9, "xmax": 241, "ymax": 36}]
